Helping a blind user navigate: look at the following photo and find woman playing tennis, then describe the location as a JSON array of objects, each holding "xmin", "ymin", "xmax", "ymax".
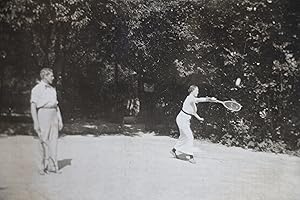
[{"xmin": 171, "ymin": 85, "xmax": 216, "ymax": 164}]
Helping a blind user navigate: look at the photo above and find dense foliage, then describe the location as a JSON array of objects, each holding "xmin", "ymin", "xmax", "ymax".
[{"xmin": 0, "ymin": 0, "xmax": 299, "ymax": 153}]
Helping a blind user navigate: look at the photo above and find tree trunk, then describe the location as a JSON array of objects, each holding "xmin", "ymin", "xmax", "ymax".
[
  {"xmin": 0, "ymin": 64, "xmax": 4, "ymax": 112},
  {"xmin": 113, "ymin": 63, "xmax": 123, "ymax": 122},
  {"xmin": 137, "ymin": 72, "xmax": 145, "ymax": 122}
]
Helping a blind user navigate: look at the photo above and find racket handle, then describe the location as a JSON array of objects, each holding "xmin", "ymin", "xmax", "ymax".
[{"xmin": 214, "ymin": 100, "xmax": 222, "ymax": 104}]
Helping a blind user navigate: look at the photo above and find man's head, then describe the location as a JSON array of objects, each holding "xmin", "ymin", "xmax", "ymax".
[{"xmin": 40, "ymin": 68, "xmax": 54, "ymax": 85}]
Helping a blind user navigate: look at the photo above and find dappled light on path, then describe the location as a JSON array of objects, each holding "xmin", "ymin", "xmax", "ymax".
[{"xmin": 0, "ymin": 135, "xmax": 299, "ymax": 200}]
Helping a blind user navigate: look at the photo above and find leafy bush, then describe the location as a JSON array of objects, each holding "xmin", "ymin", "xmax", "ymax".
[{"xmin": 1, "ymin": 0, "xmax": 299, "ymax": 154}]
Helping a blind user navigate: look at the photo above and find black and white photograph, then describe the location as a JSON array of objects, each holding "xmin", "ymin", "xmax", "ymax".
[{"xmin": 0, "ymin": 0, "xmax": 299, "ymax": 199}]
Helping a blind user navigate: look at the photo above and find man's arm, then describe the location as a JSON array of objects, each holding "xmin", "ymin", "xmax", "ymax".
[
  {"xmin": 31, "ymin": 103, "xmax": 41, "ymax": 136},
  {"xmin": 57, "ymin": 106, "xmax": 63, "ymax": 131}
]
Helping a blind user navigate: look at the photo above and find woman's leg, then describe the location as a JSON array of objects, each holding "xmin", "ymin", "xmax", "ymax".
[{"xmin": 174, "ymin": 122, "xmax": 194, "ymax": 155}]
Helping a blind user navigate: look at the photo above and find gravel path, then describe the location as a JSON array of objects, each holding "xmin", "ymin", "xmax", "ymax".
[{"xmin": 0, "ymin": 134, "xmax": 299, "ymax": 200}]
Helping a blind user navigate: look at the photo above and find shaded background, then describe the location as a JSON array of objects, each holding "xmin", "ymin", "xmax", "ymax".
[{"xmin": 0, "ymin": 0, "xmax": 299, "ymax": 154}]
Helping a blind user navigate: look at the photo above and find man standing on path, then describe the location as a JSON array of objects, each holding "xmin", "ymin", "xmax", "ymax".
[{"xmin": 30, "ymin": 68, "xmax": 63, "ymax": 175}]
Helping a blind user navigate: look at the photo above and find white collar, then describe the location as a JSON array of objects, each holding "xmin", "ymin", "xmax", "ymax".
[{"xmin": 40, "ymin": 80, "xmax": 52, "ymax": 88}]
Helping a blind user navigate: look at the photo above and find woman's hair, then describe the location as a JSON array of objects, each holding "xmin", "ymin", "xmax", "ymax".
[
  {"xmin": 188, "ymin": 85, "xmax": 198, "ymax": 94},
  {"xmin": 40, "ymin": 68, "xmax": 53, "ymax": 79}
]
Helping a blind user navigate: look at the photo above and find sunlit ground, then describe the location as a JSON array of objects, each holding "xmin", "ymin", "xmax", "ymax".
[{"xmin": 0, "ymin": 133, "xmax": 299, "ymax": 200}]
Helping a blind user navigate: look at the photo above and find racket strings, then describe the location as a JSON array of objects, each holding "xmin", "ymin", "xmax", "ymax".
[{"xmin": 223, "ymin": 101, "xmax": 242, "ymax": 111}]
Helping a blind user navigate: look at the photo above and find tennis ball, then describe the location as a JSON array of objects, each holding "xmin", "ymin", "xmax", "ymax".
[{"xmin": 235, "ymin": 78, "xmax": 241, "ymax": 86}]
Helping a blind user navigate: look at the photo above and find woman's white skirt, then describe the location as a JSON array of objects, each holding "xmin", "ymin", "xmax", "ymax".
[{"xmin": 174, "ymin": 111, "xmax": 195, "ymax": 155}]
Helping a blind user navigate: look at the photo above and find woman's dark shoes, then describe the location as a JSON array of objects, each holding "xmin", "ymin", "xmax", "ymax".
[{"xmin": 170, "ymin": 148, "xmax": 177, "ymax": 158}]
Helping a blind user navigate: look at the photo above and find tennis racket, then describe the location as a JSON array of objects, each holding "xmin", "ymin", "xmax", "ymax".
[{"xmin": 214, "ymin": 99, "xmax": 242, "ymax": 112}]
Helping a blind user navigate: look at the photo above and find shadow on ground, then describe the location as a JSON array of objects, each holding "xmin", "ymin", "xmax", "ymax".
[
  {"xmin": 0, "ymin": 187, "xmax": 8, "ymax": 190},
  {"xmin": 58, "ymin": 159, "xmax": 72, "ymax": 170},
  {"xmin": 61, "ymin": 122, "xmax": 145, "ymax": 137},
  {"xmin": 0, "ymin": 120, "xmax": 145, "ymax": 137}
]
